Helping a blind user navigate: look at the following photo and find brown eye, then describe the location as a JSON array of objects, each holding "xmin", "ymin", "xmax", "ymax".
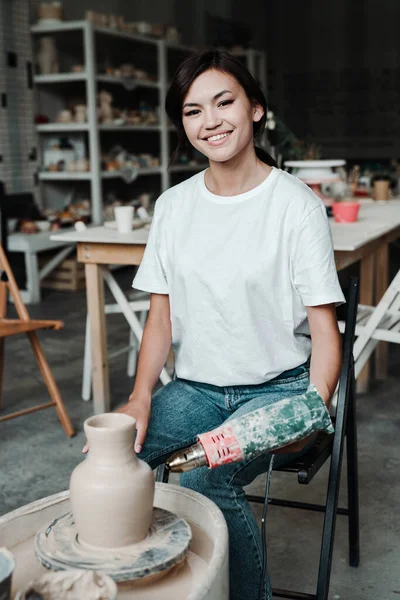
[{"xmin": 218, "ymin": 100, "xmax": 234, "ymax": 107}]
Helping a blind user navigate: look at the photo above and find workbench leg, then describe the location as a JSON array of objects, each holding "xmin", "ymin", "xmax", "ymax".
[
  {"xmin": 357, "ymin": 253, "xmax": 374, "ymax": 393},
  {"xmin": 85, "ymin": 263, "xmax": 110, "ymax": 414},
  {"xmin": 25, "ymin": 251, "xmax": 41, "ymax": 304},
  {"xmin": 374, "ymin": 243, "xmax": 389, "ymax": 380}
]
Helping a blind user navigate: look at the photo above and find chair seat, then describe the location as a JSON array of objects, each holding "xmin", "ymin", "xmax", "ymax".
[
  {"xmin": 0, "ymin": 318, "xmax": 63, "ymax": 337},
  {"xmin": 273, "ymin": 431, "xmax": 334, "ymax": 484}
]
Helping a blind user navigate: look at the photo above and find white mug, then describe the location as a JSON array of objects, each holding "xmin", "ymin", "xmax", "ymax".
[{"xmin": 114, "ymin": 205, "xmax": 134, "ymax": 233}]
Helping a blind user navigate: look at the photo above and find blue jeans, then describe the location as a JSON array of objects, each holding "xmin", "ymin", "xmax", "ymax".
[{"xmin": 140, "ymin": 360, "xmax": 311, "ymax": 600}]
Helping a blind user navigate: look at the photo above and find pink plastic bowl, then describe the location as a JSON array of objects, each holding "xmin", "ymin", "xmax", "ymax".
[{"xmin": 332, "ymin": 202, "xmax": 360, "ymax": 223}]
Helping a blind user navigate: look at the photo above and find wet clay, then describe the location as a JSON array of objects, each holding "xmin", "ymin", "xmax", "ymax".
[
  {"xmin": 35, "ymin": 508, "xmax": 192, "ymax": 582},
  {"xmin": 70, "ymin": 413, "xmax": 155, "ymax": 548}
]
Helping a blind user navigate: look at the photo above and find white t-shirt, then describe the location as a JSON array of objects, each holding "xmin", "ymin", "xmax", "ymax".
[{"xmin": 133, "ymin": 166, "xmax": 345, "ymax": 386}]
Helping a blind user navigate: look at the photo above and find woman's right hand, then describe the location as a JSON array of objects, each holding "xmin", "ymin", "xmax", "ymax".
[
  {"xmin": 116, "ymin": 391, "xmax": 152, "ymax": 454},
  {"xmin": 81, "ymin": 391, "xmax": 152, "ymax": 455}
]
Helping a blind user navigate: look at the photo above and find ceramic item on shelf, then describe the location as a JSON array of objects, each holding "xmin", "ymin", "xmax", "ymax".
[
  {"xmin": 71, "ymin": 64, "xmax": 84, "ymax": 73},
  {"xmin": 70, "ymin": 413, "xmax": 155, "ymax": 548},
  {"xmin": 109, "ymin": 15, "xmax": 118, "ymax": 29},
  {"xmin": 36, "ymin": 36, "xmax": 59, "ymax": 75},
  {"xmin": 67, "ymin": 158, "xmax": 89, "ymax": 173},
  {"xmin": 332, "ymin": 201, "xmax": 361, "ymax": 223},
  {"xmin": 120, "ymin": 64, "xmax": 135, "ymax": 77},
  {"xmin": 98, "ymin": 90, "xmax": 113, "ymax": 123},
  {"xmin": 37, "ymin": 2, "xmax": 63, "ymax": 23},
  {"xmin": 136, "ymin": 21, "xmax": 152, "ymax": 35},
  {"xmin": 165, "ymin": 26, "xmax": 181, "ymax": 43},
  {"xmin": 85, "ymin": 10, "xmax": 97, "ymax": 23},
  {"xmin": 56, "ymin": 109, "xmax": 72, "ymax": 123},
  {"xmin": 135, "ymin": 69, "xmax": 148, "ymax": 81},
  {"xmin": 15, "ymin": 569, "xmax": 117, "ymax": 600},
  {"xmin": 74, "ymin": 105, "xmax": 87, "ymax": 123},
  {"xmin": 152, "ymin": 23, "xmax": 164, "ymax": 38},
  {"xmin": 74, "ymin": 158, "xmax": 90, "ymax": 172}
]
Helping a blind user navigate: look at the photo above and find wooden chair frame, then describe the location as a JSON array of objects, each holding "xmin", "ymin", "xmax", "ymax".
[{"xmin": 0, "ymin": 243, "xmax": 74, "ymax": 436}]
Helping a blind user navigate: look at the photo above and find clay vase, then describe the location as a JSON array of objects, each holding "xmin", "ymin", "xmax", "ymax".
[
  {"xmin": 70, "ymin": 413, "xmax": 155, "ymax": 548},
  {"xmin": 37, "ymin": 37, "xmax": 59, "ymax": 74}
]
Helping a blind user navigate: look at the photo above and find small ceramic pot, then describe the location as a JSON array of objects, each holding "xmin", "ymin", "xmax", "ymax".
[
  {"xmin": 74, "ymin": 105, "xmax": 87, "ymax": 123},
  {"xmin": 38, "ymin": 2, "xmax": 63, "ymax": 22},
  {"xmin": 332, "ymin": 201, "xmax": 360, "ymax": 223},
  {"xmin": 56, "ymin": 109, "xmax": 72, "ymax": 123},
  {"xmin": 85, "ymin": 10, "xmax": 97, "ymax": 23},
  {"xmin": 73, "ymin": 158, "xmax": 89, "ymax": 172}
]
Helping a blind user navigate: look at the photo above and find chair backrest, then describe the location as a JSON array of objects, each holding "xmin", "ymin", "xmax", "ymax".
[
  {"xmin": 272, "ymin": 278, "xmax": 359, "ymax": 483},
  {"xmin": 334, "ymin": 277, "xmax": 359, "ymax": 437}
]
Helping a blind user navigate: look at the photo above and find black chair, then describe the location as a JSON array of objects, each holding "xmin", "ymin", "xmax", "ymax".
[
  {"xmin": 252, "ymin": 277, "xmax": 360, "ymax": 599},
  {"xmin": 156, "ymin": 277, "xmax": 360, "ymax": 600}
]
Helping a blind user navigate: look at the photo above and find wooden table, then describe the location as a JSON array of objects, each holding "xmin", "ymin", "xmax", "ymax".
[{"xmin": 52, "ymin": 201, "xmax": 400, "ymax": 413}]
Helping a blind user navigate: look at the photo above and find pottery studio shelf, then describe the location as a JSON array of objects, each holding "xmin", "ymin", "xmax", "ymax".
[
  {"xmin": 38, "ymin": 168, "xmax": 163, "ymax": 181},
  {"xmin": 32, "ymin": 20, "xmax": 192, "ymax": 50},
  {"xmin": 37, "ymin": 124, "xmax": 161, "ymax": 132},
  {"xmin": 32, "ymin": 19, "xmax": 268, "ymax": 224},
  {"xmin": 34, "ymin": 73, "xmax": 87, "ymax": 83},
  {"xmin": 36, "ymin": 124, "xmax": 90, "ymax": 132},
  {"xmin": 96, "ymin": 75, "xmax": 160, "ymax": 89}
]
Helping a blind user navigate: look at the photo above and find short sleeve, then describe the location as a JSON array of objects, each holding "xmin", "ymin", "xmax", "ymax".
[
  {"xmin": 132, "ymin": 200, "xmax": 169, "ymax": 294},
  {"xmin": 291, "ymin": 205, "xmax": 345, "ymax": 306}
]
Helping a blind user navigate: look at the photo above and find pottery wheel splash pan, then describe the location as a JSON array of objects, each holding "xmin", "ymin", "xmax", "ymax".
[{"xmin": 35, "ymin": 507, "xmax": 192, "ymax": 583}]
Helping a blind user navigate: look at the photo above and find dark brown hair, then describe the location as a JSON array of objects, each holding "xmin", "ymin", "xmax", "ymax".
[{"xmin": 165, "ymin": 49, "xmax": 277, "ymax": 167}]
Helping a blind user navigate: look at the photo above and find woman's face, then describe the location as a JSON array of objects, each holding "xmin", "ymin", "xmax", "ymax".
[{"xmin": 181, "ymin": 69, "xmax": 263, "ymax": 163}]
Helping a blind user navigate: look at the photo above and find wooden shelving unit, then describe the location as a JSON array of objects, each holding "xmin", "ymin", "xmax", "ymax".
[{"xmin": 31, "ymin": 20, "xmax": 268, "ymax": 224}]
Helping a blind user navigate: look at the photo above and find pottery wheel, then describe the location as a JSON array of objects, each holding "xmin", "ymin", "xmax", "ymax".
[{"xmin": 35, "ymin": 507, "xmax": 192, "ymax": 583}]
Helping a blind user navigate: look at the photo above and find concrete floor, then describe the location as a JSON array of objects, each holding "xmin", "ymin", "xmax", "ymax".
[{"xmin": 1, "ymin": 266, "xmax": 400, "ymax": 599}]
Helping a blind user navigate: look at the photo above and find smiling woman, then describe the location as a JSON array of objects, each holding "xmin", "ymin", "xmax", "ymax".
[
  {"xmin": 165, "ymin": 50, "xmax": 276, "ymax": 175},
  {"xmin": 114, "ymin": 49, "xmax": 345, "ymax": 600}
]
